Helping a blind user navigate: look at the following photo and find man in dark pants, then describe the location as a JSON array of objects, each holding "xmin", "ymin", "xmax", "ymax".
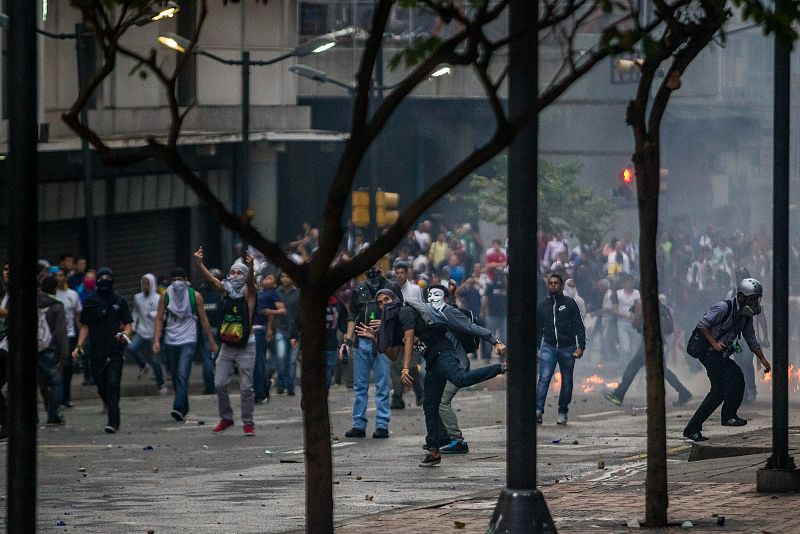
[
  {"xmin": 603, "ymin": 297, "xmax": 692, "ymax": 406},
  {"xmin": 683, "ymin": 278, "xmax": 772, "ymax": 442},
  {"xmin": 727, "ymin": 267, "xmax": 770, "ymax": 404},
  {"xmin": 73, "ymin": 267, "xmax": 133, "ymax": 433},
  {"xmin": 39, "ymin": 276, "xmax": 69, "ymax": 425},
  {"xmin": 399, "ymin": 285, "xmax": 506, "ymax": 467},
  {"xmin": 535, "ymin": 273, "xmax": 586, "ymax": 425}
]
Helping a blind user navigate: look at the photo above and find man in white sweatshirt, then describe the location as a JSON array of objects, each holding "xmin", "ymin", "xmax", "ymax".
[{"xmin": 126, "ymin": 274, "xmax": 166, "ymax": 394}]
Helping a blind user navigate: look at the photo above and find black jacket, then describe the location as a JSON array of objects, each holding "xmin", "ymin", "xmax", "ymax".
[{"xmin": 536, "ymin": 293, "xmax": 586, "ymax": 350}]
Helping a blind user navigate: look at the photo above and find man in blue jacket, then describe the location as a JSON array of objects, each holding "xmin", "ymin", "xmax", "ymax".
[{"xmin": 535, "ymin": 272, "xmax": 586, "ymax": 425}]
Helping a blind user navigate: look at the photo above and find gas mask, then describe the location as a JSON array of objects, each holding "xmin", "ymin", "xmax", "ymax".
[
  {"xmin": 739, "ymin": 294, "xmax": 762, "ymax": 317},
  {"xmin": 366, "ymin": 268, "xmax": 382, "ymax": 290},
  {"xmin": 427, "ymin": 288, "xmax": 447, "ymax": 311}
]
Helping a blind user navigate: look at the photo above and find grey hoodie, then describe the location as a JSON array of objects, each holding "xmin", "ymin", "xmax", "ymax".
[{"xmin": 132, "ymin": 274, "xmax": 159, "ymax": 340}]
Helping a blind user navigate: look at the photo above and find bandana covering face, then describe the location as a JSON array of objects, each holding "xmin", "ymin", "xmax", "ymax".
[
  {"xmin": 427, "ymin": 288, "xmax": 447, "ymax": 311},
  {"xmin": 222, "ymin": 262, "xmax": 249, "ymax": 299},
  {"xmin": 167, "ymin": 280, "xmax": 192, "ymax": 319}
]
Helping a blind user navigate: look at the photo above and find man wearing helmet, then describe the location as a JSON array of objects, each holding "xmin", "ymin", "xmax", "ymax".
[
  {"xmin": 683, "ymin": 277, "xmax": 772, "ymax": 442},
  {"xmin": 726, "ymin": 267, "xmax": 770, "ymax": 404}
]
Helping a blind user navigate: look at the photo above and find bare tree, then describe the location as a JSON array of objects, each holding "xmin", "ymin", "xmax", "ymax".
[
  {"xmin": 65, "ymin": 0, "xmax": 667, "ymax": 531},
  {"xmin": 623, "ymin": 0, "xmax": 797, "ymax": 526}
]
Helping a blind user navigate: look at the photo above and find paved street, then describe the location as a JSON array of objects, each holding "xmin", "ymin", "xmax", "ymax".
[{"xmin": 0, "ymin": 361, "xmax": 791, "ymax": 532}]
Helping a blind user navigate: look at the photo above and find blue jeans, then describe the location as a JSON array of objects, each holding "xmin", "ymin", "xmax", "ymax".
[
  {"xmin": 197, "ymin": 328, "xmax": 217, "ymax": 393},
  {"xmin": 423, "ymin": 346, "xmax": 502, "ymax": 449},
  {"xmin": 163, "ymin": 343, "xmax": 195, "ymax": 416},
  {"xmin": 536, "ymin": 341, "xmax": 576, "ymax": 415},
  {"xmin": 352, "ymin": 337, "xmax": 391, "ymax": 431},
  {"xmin": 253, "ymin": 328, "xmax": 270, "ymax": 401},
  {"xmin": 126, "ymin": 334, "xmax": 164, "ymax": 388},
  {"xmin": 275, "ymin": 331, "xmax": 297, "ymax": 391},
  {"xmin": 326, "ymin": 350, "xmax": 337, "ymax": 389}
]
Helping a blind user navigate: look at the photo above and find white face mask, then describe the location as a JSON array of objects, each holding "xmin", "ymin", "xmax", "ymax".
[{"xmin": 428, "ymin": 288, "xmax": 446, "ymax": 311}]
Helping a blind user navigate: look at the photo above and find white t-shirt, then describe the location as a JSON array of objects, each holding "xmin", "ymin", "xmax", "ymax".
[
  {"xmin": 56, "ymin": 287, "xmax": 82, "ymax": 338},
  {"xmin": 616, "ymin": 289, "xmax": 641, "ymax": 324}
]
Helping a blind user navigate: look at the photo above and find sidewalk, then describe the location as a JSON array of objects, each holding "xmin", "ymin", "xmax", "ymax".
[{"xmin": 334, "ymin": 426, "xmax": 800, "ymax": 533}]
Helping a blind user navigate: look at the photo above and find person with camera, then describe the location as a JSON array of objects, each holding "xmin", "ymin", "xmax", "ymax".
[
  {"xmin": 340, "ymin": 267, "xmax": 401, "ymax": 439},
  {"xmin": 682, "ymin": 278, "xmax": 772, "ymax": 442}
]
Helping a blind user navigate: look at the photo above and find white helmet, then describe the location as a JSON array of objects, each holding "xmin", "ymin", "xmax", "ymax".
[{"xmin": 737, "ymin": 278, "xmax": 763, "ymax": 298}]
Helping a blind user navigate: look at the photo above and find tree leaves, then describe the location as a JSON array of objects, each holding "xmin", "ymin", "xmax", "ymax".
[
  {"xmin": 459, "ymin": 156, "xmax": 616, "ymax": 246},
  {"xmin": 388, "ymin": 35, "xmax": 443, "ymax": 70}
]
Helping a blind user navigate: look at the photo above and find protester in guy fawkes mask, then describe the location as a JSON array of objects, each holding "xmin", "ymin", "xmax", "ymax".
[{"xmin": 682, "ymin": 277, "xmax": 772, "ymax": 442}]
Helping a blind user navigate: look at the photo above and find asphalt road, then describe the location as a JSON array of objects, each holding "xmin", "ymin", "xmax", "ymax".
[{"xmin": 0, "ymin": 362, "xmax": 784, "ymax": 533}]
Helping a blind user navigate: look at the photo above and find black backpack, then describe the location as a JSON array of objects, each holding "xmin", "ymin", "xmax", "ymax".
[
  {"xmin": 451, "ymin": 306, "xmax": 481, "ymax": 354},
  {"xmin": 377, "ymin": 301, "xmax": 405, "ymax": 354}
]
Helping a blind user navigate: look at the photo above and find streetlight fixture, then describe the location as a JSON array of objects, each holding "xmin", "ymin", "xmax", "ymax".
[
  {"xmin": 289, "ymin": 62, "xmax": 452, "ymax": 240},
  {"xmin": 134, "ymin": 1, "xmax": 180, "ymax": 26},
  {"xmin": 157, "ymin": 31, "xmax": 338, "ymax": 218}
]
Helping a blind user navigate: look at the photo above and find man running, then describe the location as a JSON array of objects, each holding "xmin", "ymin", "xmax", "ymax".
[
  {"xmin": 128, "ymin": 274, "xmax": 166, "ymax": 394},
  {"xmin": 55, "ymin": 267, "xmax": 82, "ymax": 407}
]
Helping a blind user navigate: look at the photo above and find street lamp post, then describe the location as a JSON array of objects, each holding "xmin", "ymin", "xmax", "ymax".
[
  {"xmin": 6, "ymin": 0, "xmax": 39, "ymax": 531},
  {"xmin": 289, "ymin": 62, "xmax": 451, "ymax": 240},
  {"xmin": 1, "ymin": 3, "xmax": 179, "ymax": 267},
  {"xmin": 488, "ymin": 0, "xmax": 555, "ymax": 531},
  {"xmin": 159, "ymin": 32, "xmax": 337, "ymax": 220},
  {"xmin": 757, "ymin": 0, "xmax": 800, "ymax": 493}
]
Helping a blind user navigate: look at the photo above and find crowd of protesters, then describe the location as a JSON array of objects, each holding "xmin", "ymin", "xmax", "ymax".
[{"xmin": 0, "ymin": 217, "xmax": 784, "ymax": 451}]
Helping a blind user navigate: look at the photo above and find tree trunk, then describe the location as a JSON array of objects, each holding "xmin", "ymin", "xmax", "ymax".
[
  {"xmin": 633, "ymin": 139, "xmax": 668, "ymax": 528},
  {"xmin": 297, "ymin": 290, "xmax": 334, "ymax": 533}
]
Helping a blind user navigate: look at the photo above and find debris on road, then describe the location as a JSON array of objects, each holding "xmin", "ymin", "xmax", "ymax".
[
  {"xmin": 597, "ymin": 460, "xmax": 605, "ymax": 470},
  {"xmin": 626, "ymin": 519, "xmax": 640, "ymax": 527},
  {"xmin": 454, "ymin": 520, "xmax": 466, "ymax": 529},
  {"xmin": 365, "ymin": 495, "xmax": 374, "ymax": 501},
  {"xmin": 143, "ymin": 445, "xmax": 154, "ymax": 451},
  {"xmin": 681, "ymin": 520, "xmax": 693, "ymax": 529}
]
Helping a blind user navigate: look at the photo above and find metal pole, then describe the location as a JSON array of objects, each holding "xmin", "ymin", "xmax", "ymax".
[
  {"xmin": 75, "ymin": 24, "xmax": 96, "ymax": 267},
  {"xmin": 7, "ymin": 0, "xmax": 39, "ymax": 531},
  {"xmin": 368, "ymin": 45, "xmax": 384, "ymax": 243},
  {"xmin": 240, "ymin": 50, "xmax": 250, "ymax": 217},
  {"xmin": 488, "ymin": 0, "xmax": 555, "ymax": 530},
  {"xmin": 758, "ymin": 0, "xmax": 800, "ymax": 492}
]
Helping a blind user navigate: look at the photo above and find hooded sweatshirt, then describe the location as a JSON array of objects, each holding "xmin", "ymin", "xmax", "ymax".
[{"xmin": 132, "ymin": 274, "xmax": 159, "ymax": 339}]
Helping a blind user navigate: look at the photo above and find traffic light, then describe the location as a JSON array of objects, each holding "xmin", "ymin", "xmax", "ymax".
[
  {"xmin": 352, "ymin": 189, "xmax": 370, "ymax": 227},
  {"xmin": 376, "ymin": 190, "xmax": 399, "ymax": 227},
  {"xmin": 617, "ymin": 166, "xmax": 635, "ymax": 200}
]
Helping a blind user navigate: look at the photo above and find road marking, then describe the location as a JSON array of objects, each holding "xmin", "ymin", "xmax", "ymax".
[
  {"xmin": 587, "ymin": 461, "xmax": 647, "ymax": 481},
  {"xmin": 576, "ymin": 411, "xmax": 624, "ymax": 420},
  {"xmin": 622, "ymin": 444, "xmax": 691, "ymax": 462},
  {"xmin": 284, "ymin": 441, "xmax": 358, "ymax": 455}
]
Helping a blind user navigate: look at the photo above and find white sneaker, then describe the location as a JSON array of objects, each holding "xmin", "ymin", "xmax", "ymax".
[
  {"xmin": 159, "ymin": 385, "xmax": 168, "ymax": 396},
  {"xmin": 556, "ymin": 413, "xmax": 568, "ymax": 425}
]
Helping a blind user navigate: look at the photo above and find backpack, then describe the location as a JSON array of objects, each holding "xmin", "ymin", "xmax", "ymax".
[
  {"xmin": 377, "ymin": 301, "xmax": 405, "ymax": 354},
  {"xmin": 219, "ymin": 295, "xmax": 250, "ymax": 348},
  {"xmin": 686, "ymin": 300, "xmax": 734, "ymax": 358},
  {"xmin": 37, "ymin": 306, "xmax": 53, "ymax": 352},
  {"xmin": 450, "ymin": 306, "xmax": 481, "ymax": 354},
  {"xmin": 631, "ymin": 301, "xmax": 674, "ymax": 337}
]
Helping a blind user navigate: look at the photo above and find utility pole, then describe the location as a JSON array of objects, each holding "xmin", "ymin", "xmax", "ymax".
[
  {"xmin": 7, "ymin": 0, "xmax": 39, "ymax": 531},
  {"xmin": 757, "ymin": 0, "xmax": 800, "ymax": 493},
  {"xmin": 488, "ymin": 0, "xmax": 556, "ymax": 531}
]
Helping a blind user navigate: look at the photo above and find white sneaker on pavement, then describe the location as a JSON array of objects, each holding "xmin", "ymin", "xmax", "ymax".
[{"xmin": 556, "ymin": 412, "xmax": 568, "ymax": 425}]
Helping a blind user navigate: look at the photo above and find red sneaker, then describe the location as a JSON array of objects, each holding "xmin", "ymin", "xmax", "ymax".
[
  {"xmin": 243, "ymin": 423, "xmax": 255, "ymax": 436},
  {"xmin": 212, "ymin": 419, "xmax": 234, "ymax": 433}
]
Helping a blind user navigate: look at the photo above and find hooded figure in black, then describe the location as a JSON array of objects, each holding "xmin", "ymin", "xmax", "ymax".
[{"xmin": 73, "ymin": 267, "xmax": 133, "ymax": 433}]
